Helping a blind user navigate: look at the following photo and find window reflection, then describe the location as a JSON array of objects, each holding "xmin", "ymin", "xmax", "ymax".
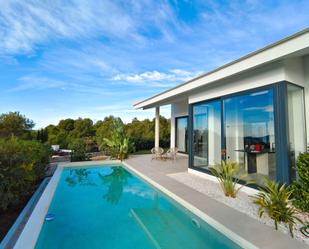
[
  {"xmin": 191, "ymin": 88, "xmax": 277, "ymax": 184},
  {"xmin": 193, "ymin": 100, "xmax": 221, "ymax": 169},
  {"xmin": 176, "ymin": 117, "xmax": 188, "ymax": 153},
  {"xmin": 287, "ymin": 84, "xmax": 306, "ymax": 180},
  {"xmin": 224, "ymin": 89, "xmax": 276, "ymax": 183}
]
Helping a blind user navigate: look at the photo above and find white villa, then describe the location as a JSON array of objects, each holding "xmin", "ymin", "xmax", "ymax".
[{"xmin": 134, "ymin": 28, "xmax": 309, "ymax": 185}]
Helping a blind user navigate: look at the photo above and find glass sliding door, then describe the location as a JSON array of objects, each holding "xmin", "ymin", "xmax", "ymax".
[
  {"xmin": 175, "ymin": 116, "xmax": 188, "ymax": 153},
  {"xmin": 287, "ymin": 84, "xmax": 306, "ymax": 180},
  {"xmin": 193, "ymin": 100, "xmax": 221, "ymax": 169},
  {"xmin": 189, "ymin": 83, "xmax": 307, "ymax": 185},
  {"xmin": 223, "ymin": 89, "xmax": 276, "ymax": 183}
]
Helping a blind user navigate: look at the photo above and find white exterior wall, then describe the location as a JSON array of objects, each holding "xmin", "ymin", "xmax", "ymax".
[
  {"xmin": 134, "ymin": 30, "xmax": 309, "ymax": 110},
  {"xmin": 168, "ymin": 57, "xmax": 308, "ymax": 155},
  {"xmin": 284, "ymin": 57, "xmax": 306, "ymax": 87},
  {"xmin": 189, "ymin": 58, "xmax": 308, "ymax": 104},
  {"xmin": 283, "ymin": 56, "xmax": 308, "ymax": 149},
  {"xmin": 189, "ymin": 62, "xmax": 285, "ymax": 104},
  {"xmin": 304, "ymin": 56, "xmax": 309, "ymax": 145},
  {"xmin": 170, "ymin": 100, "xmax": 188, "ymax": 148},
  {"xmin": 188, "ymin": 57, "xmax": 308, "ymax": 155}
]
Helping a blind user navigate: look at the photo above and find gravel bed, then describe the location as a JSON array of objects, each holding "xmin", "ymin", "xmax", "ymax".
[{"xmin": 168, "ymin": 172, "xmax": 309, "ymax": 245}]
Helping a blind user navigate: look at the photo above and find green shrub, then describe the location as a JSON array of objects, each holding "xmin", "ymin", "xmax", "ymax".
[
  {"xmin": 129, "ymin": 137, "xmax": 170, "ymax": 152},
  {"xmin": 68, "ymin": 138, "xmax": 89, "ymax": 162},
  {"xmin": 0, "ymin": 136, "xmax": 51, "ymax": 211},
  {"xmin": 251, "ymin": 178, "xmax": 300, "ymax": 237},
  {"xmin": 291, "ymin": 152, "xmax": 309, "ymax": 212},
  {"xmin": 209, "ymin": 160, "xmax": 254, "ymax": 198}
]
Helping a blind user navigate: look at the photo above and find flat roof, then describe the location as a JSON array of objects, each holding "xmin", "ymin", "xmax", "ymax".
[{"xmin": 134, "ymin": 27, "xmax": 309, "ymax": 109}]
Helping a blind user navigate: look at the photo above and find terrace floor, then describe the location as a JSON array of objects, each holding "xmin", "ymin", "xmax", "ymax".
[
  {"xmin": 126, "ymin": 153, "xmax": 188, "ymax": 175},
  {"xmin": 124, "ymin": 154, "xmax": 308, "ymax": 249}
]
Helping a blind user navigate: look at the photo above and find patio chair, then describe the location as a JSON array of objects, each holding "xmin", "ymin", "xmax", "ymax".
[
  {"xmin": 151, "ymin": 147, "xmax": 164, "ymax": 160},
  {"xmin": 165, "ymin": 147, "xmax": 178, "ymax": 161}
]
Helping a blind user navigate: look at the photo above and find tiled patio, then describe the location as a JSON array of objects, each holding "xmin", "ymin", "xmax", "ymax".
[
  {"xmin": 125, "ymin": 154, "xmax": 188, "ymax": 175},
  {"xmin": 124, "ymin": 154, "xmax": 308, "ymax": 249}
]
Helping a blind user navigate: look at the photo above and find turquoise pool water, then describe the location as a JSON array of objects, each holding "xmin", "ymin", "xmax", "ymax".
[{"xmin": 35, "ymin": 165, "xmax": 242, "ymax": 249}]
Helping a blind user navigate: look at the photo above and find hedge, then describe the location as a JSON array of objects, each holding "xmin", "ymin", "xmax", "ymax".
[{"xmin": 291, "ymin": 152, "xmax": 309, "ymax": 212}]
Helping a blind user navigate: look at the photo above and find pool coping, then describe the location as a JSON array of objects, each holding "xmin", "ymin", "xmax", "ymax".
[
  {"xmin": 12, "ymin": 160, "xmax": 121, "ymax": 249},
  {"xmin": 0, "ymin": 178, "xmax": 50, "ymax": 249},
  {"xmin": 12, "ymin": 160, "xmax": 308, "ymax": 249},
  {"xmin": 122, "ymin": 162, "xmax": 259, "ymax": 249},
  {"xmin": 123, "ymin": 159, "xmax": 309, "ymax": 249}
]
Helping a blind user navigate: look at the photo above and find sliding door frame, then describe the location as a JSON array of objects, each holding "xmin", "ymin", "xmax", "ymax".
[
  {"xmin": 188, "ymin": 82, "xmax": 300, "ymax": 184},
  {"xmin": 175, "ymin": 115, "xmax": 189, "ymax": 154}
]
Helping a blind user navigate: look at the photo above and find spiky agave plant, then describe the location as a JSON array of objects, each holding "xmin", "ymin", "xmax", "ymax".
[
  {"xmin": 251, "ymin": 178, "xmax": 301, "ymax": 237},
  {"xmin": 300, "ymin": 222, "xmax": 309, "ymax": 238},
  {"xmin": 209, "ymin": 160, "xmax": 254, "ymax": 198}
]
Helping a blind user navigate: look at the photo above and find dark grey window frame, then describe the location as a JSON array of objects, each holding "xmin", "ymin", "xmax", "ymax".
[
  {"xmin": 188, "ymin": 81, "xmax": 306, "ymax": 185},
  {"xmin": 175, "ymin": 115, "xmax": 189, "ymax": 154}
]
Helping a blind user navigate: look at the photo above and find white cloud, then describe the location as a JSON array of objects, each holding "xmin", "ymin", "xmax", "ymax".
[
  {"xmin": 10, "ymin": 75, "xmax": 66, "ymax": 92},
  {"xmin": 1, "ymin": 0, "xmax": 309, "ymax": 130},
  {"xmin": 9, "ymin": 75, "xmax": 133, "ymax": 96},
  {"xmin": 112, "ymin": 69, "xmax": 201, "ymax": 86},
  {"xmin": 0, "ymin": 1, "xmax": 137, "ymax": 54},
  {"xmin": 244, "ymin": 105, "xmax": 274, "ymax": 113},
  {"xmin": 0, "ymin": 1, "xmax": 184, "ymax": 56}
]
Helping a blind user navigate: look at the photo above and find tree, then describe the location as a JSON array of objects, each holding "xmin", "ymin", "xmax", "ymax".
[
  {"xmin": 46, "ymin": 125, "xmax": 59, "ymax": 145},
  {"xmin": 41, "ymin": 115, "xmax": 170, "ymax": 152},
  {"xmin": 0, "ymin": 112, "xmax": 34, "ymax": 139},
  {"xmin": 36, "ymin": 128, "xmax": 48, "ymax": 143},
  {"xmin": 71, "ymin": 118, "xmax": 94, "ymax": 138},
  {"xmin": 45, "ymin": 118, "xmax": 97, "ymax": 149},
  {"xmin": 125, "ymin": 116, "xmax": 170, "ymax": 151},
  {"xmin": 58, "ymin": 119, "xmax": 75, "ymax": 132},
  {"xmin": 95, "ymin": 116, "xmax": 118, "ymax": 149},
  {"xmin": 0, "ymin": 136, "xmax": 51, "ymax": 211}
]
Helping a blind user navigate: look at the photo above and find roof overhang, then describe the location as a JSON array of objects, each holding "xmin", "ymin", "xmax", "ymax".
[{"xmin": 133, "ymin": 28, "xmax": 309, "ymax": 110}]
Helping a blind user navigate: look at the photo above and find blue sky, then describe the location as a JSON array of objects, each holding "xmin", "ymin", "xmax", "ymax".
[{"xmin": 0, "ymin": 0, "xmax": 308, "ymax": 128}]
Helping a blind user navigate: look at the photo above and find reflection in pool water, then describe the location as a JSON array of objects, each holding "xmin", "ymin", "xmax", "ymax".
[
  {"xmin": 98, "ymin": 166, "xmax": 131, "ymax": 204},
  {"xmin": 35, "ymin": 165, "xmax": 242, "ymax": 249},
  {"xmin": 65, "ymin": 168, "xmax": 97, "ymax": 187}
]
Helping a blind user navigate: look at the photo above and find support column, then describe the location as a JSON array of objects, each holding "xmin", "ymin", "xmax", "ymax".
[{"xmin": 155, "ymin": 106, "xmax": 160, "ymax": 148}]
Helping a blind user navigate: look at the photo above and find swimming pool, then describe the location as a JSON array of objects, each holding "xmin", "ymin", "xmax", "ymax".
[{"xmin": 34, "ymin": 165, "xmax": 242, "ymax": 249}]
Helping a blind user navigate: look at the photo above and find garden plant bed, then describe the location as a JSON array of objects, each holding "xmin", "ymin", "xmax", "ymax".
[
  {"xmin": 0, "ymin": 208, "xmax": 22, "ymax": 241},
  {"xmin": 169, "ymin": 172, "xmax": 309, "ymax": 245},
  {"xmin": 0, "ymin": 185, "xmax": 37, "ymax": 241}
]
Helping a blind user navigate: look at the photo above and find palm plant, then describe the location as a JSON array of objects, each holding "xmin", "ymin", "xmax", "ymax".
[
  {"xmin": 251, "ymin": 178, "xmax": 301, "ymax": 237},
  {"xmin": 101, "ymin": 118, "xmax": 133, "ymax": 161},
  {"xmin": 103, "ymin": 136, "xmax": 130, "ymax": 161},
  {"xmin": 209, "ymin": 160, "xmax": 253, "ymax": 198}
]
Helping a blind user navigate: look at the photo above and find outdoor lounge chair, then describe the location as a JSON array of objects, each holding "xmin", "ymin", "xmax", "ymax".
[
  {"xmin": 151, "ymin": 147, "xmax": 164, "ymax": 160},
  {"xmin": 164, "ymin": 147, "xmax": 178, "ymax": 161}
]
